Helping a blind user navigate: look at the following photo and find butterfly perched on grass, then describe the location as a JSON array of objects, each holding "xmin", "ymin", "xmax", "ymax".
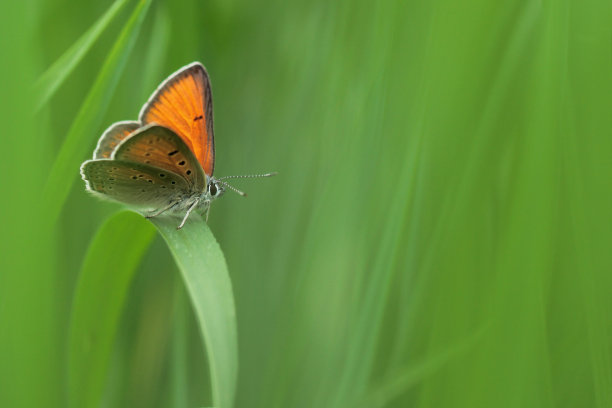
[{"xmin": 81, "ymin": 62, "xmax": 275, "ymax": 229}]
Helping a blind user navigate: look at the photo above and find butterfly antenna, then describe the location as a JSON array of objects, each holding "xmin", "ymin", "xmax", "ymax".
[
  {"xmin": 218, "ymin": 180, "xmax": 247, "ymax": 197},
  {"xmin": 218, "ymin": 172, "xmax": 278, "ymax": 181}
]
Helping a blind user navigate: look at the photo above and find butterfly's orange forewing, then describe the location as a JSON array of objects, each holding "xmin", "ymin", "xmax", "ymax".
[{"xmin": 139, "ymin": 63, "xmax": 215, "ymax": 176}]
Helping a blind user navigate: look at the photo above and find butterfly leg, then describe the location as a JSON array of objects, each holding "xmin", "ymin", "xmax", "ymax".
[
  {"xmin": 145, "ymin": 201, "xmax": 179, "ymax": 219},
  {"xmin": 177, "ymin": 198, "xmax": 200, "ymax": 230}
]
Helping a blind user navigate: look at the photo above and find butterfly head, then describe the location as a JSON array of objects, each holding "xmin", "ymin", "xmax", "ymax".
[{"xmin": 206, "ymin": 178, "xmax": 225, "ymax": 200}]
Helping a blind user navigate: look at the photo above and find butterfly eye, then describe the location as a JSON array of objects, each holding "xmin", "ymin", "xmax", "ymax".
[{"xmin": 209, "ymin": 182, "xmax": 218, "ymax": 196}]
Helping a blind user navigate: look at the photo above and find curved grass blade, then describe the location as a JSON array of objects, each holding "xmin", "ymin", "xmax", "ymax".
[
  {"xmin": 357, "ymin": 327, "xmax": 486, "ymax": 408},
  {"xmin": 68, "ymin": 211, "xmax": 156, "ymax": 408},
  {"xmin": 41, "ymin": 0, "xmax": 152, "ymax": 228},
  {"xmin": 33, "ymin": 0, "xmax": 131, "ymax": 112},
  {"xmin": 151, "ymin": 215, "xmax": 238, "ymax": 408}
]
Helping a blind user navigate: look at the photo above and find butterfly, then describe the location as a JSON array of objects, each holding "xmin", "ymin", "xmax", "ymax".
[{"xmin": 81, "ymin": 62, "xmax": 275, "ymax": 229}]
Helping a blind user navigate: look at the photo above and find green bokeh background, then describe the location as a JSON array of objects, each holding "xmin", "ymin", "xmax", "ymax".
[{"xmin": 1, "ymin": 0, "xmax": 611, "ymax": 407}]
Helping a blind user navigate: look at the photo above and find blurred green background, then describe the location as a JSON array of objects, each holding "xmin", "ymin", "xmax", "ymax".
[{"xmin": 1, "ymin": 0, "xmax": 611, "ymax": 407}]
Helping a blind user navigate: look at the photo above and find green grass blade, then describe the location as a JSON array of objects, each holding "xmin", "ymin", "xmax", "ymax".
[
  {"xmin": 170, "ymin": 276, "xmax": 190, "ymax": 408},
  {"xmin": 151, "ymin": 215, "xmax": 238, "ymax": 408},
  {"xmin": 41, "ymin": 0, "xmax": 152, "ymax": 227},
  {"xmin": 138, "ymin": 4, "xmax": 171, "ymax": 100},
  {"xmin": 68, "ymin": 211, "xmax": 156, "ymax": 408},
  {"xmin": 32, "ymin": 0, "xmax": 131, "ymax": 111},
  {"xmin": 358, "ymin": 328, "xmax": 485, "ymax": 408}
]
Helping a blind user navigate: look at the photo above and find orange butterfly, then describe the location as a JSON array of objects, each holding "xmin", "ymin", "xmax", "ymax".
[{"xmin": 81, "ymin": 62, "xmax": 275, "ymax": 229}]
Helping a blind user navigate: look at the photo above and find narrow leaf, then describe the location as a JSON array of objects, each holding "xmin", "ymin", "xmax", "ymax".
[
  {"xmin": 357, "ymin": 328, "xmax": 485, "ymax": 408},
  {"xmin": 151, "ymin": 215, "xmax": 238, "ymax": 408},
  {"xmin": 68, "ymin": 211, "xmax": 156, "ymax": 408},
  {"xmin": 33, "ymin": 0, "xmax": 131, "ymax": 111},
  {"xmin": 41, "ymin": 0, "xmax": 152, "ymax": 228}
]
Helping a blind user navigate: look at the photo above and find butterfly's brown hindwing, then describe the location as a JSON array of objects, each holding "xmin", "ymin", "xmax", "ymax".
[
  {"xmin": 94, "ymin": 121, "xmax": 140, "ymax": 159},
  {"xmin": 112, "ymin": 125, "xmax": 207, "ymax": 191},
  {"xmin": 81, "ymin": 159, "xmax": 194, "ymax": 211}
]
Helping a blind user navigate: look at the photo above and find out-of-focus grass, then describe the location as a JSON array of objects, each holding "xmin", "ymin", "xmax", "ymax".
[
  {"xmin": 0, "ymin": 2, "xmax": 59, "ymax": 407},
  {"xmin": 33, "ymin": 0, "xmax": 131, "ymax": 111},
  {"xmin": 1, "ymin": 0, "xmax": 611, "ymax": 407},
  {"xmin": 42, "ymin": 0, "xmax": 152, "ymax": 226},
  {"xmin": 69, "ymin": 211, "xmax": 155, "ymax": 408}
]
